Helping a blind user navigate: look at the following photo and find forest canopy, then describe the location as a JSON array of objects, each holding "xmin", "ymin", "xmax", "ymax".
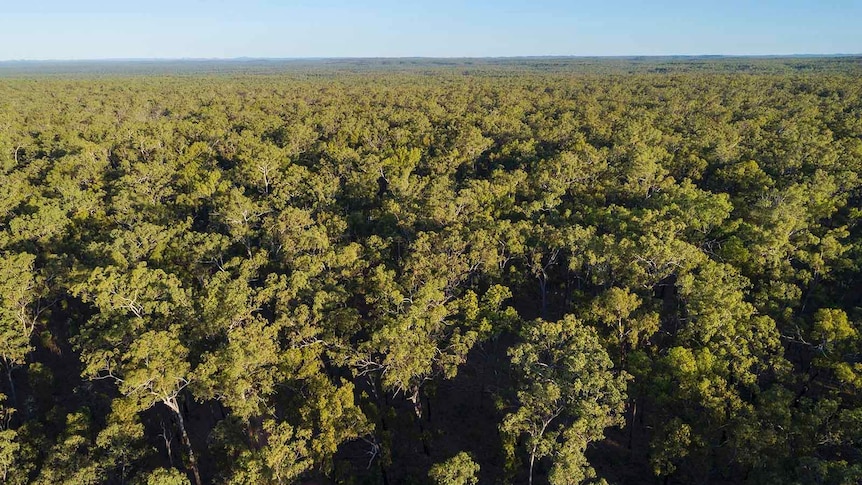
[{"xmin": 0, "ymin": 57, "xmax": 861, "ymax": 484}]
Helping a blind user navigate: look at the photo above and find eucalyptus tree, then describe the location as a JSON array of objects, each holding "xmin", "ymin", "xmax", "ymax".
[{"xmin": 502, "ymin": 315, "xmax": 627, "ymax": 485}]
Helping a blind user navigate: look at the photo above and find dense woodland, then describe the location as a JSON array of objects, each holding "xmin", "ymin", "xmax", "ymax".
[{"xmin": 1, "ymin": 57, "xmax": 861, "ymax": 484}]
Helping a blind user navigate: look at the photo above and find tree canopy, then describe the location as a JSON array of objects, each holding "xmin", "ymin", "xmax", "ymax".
[{"xmin": 0, "ymin": 57, "xmax": 861, "ymax": 484}]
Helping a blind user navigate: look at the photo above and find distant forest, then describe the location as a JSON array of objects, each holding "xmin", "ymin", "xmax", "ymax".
[{"xmin": 0, "ymin": 57, "xmax": 861, "ymax": 484}]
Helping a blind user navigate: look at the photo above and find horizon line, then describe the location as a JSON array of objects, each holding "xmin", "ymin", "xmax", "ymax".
[{"xmin": 2, "ymin": 53, "xmax": 861, "ymax": 63}]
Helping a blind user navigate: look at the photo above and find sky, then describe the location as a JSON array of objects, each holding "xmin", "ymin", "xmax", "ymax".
[{"xmin": 1, "ymin": 0, "xmax": 860, "ymax": 60}]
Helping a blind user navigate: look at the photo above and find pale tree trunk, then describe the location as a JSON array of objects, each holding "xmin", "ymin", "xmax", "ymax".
[
  {"xmin": 165, "ymin": 397, "xmax": 202, "ymax": 485},
  {"xmin": 528, "ymin": 412, "xmax": 558, "ymax": 485},
  {"xmin": 159, "ymin": 418, "xmax": 174, "ymax": 466},
  {"xmin": 529, "ymin": 445, "xmax": 537, "ymax": 485},
  {"xmin": 409, "ymin": 385, "xmax": 423, "ymax": 420},
  {"xmin": 5, "ymin": 368, "xmax": 15, "ymax": 404},
  {"xmin": 408, "ymin": 385, "xmax": 431, "ymax": 456}
]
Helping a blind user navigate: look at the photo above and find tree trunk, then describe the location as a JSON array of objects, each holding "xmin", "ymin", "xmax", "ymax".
[
  {"xmin": 409, "ymin": 386, "xmax": 431, "ymax": 456},
  {"xmin": 627, "ymin": 398, "xmax": 637, "ymax": 450},
  {"xmin": 539, "ymin": 275, "xmax": 548, "ymax": 319},
  {"xmin": 529, "ymin": 448, "xmax": 536, "ymax": 485},
  {"xmin": 160, "ymin": 418, "xmax": 174, "ymax": 466},
  {"xmin": 564, "ymin": 272, "xmax": 571, "ymax": 308},
  {"xmin": 409, "ymin": 386, "xmax": 423, "ymax": 420},
  {"xmin": 372, "ymin": 376, "xmax": 392, "ymax": 483},
  {"xmin": 417, "ymin": 416, "xmax": 431, "ymax": 456},
  {"xmin": 166, "ymin": 398, "xmax": 202, "ymax": 485},
  {"xmin": 380, "ymin": 457, "xmax": 391, "ymax": 485},
  {"xmin": 5, "ymin": 366, "xmax": 16, "ymax": 406}
]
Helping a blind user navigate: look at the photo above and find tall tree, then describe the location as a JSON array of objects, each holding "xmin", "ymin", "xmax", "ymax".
[{"xmin": 502, "ymin": 315, "xmax": 627, "ymax": 485}]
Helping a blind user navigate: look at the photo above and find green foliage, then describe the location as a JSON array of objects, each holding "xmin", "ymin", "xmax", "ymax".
[
  {"xmin": 141, "ymin": 468, "xmax": 191, "ymax": 485},
  {"xmin": 0, "ymin": 61, "xmax": 860, "ymax": 484},
  {"xmin": 811, "ymin": 309, "xmax": 862, "ymax": 389},
  {"xmin": 503, "ymin": 316, "xmax": 627, "ymax": 484},
  {"xmin": 0, "ymin": 252, "xmax": 47, "ymax": 372},
  {"xmin": 428, "ymin": 452, "xmax": 480, "ymax": 485},
  {"xmin": 228, "ymin": 420, "xmax": 313, "ymax": 485},
  {"xmin": 34, "ymin": 411, "xmax": 103, "ymax": 485},
  {"xmin": 0, "ymin": 394, "xmax": 19, "ymax": 483}
]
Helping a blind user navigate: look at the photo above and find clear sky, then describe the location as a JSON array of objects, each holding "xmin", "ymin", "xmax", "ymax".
[{"xmin": 1, "ymin": 0, "xmax": 860, "ymax": 60}]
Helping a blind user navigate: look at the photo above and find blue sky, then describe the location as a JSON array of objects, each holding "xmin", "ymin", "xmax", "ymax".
[{"xmin": 1, "ymin": 1, "xmax": 860, "ymax": 59}]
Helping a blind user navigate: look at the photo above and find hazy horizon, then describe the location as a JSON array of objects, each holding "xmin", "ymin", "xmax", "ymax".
[
  {"xmin": 2, "ymin": 54, "xmax": 860, "ymax": 63},
  {"xmin": 2, "ymin": 1, "xmax": 860, "ymax": 61}
]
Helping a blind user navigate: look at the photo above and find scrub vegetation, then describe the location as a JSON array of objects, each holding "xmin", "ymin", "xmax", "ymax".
[{"xmin": 1, "ymin": 57, "xmax": 861, "ymax": 484}]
